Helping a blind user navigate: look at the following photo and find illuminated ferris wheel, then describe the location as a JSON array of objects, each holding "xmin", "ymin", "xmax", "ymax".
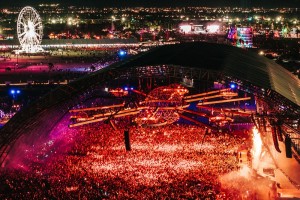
[{"xmin": 17, "ymin": 6, "xmax": 44, "ymax": 54}]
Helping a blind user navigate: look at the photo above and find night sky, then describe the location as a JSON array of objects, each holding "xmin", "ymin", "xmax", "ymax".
[{"xmin": 1, "ymin": 0, "xmax": 300, "ymax": 8}]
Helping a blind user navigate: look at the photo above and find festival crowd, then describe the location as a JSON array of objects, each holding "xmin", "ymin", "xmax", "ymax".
[{"xmin": 0, "ymin": 96, "xmax": 257, "ymax": 200}]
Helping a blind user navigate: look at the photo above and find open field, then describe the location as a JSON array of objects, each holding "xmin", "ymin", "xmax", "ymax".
[{"xmin": 0, "ymin": 49, "xmax": 116, "ymax": 83}]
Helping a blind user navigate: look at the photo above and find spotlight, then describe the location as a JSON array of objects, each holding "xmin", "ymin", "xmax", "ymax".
[
  {"xmin": 10, "ymin": 90, "xmax": 15, "ymax": 94},
  {"xmin": 118, "ymin": 50, "xmax": 127, "ymax": 57},
  {"xmin": 17, "ymin": 90, "xmax": 21, "ymax": 94},
  {"xmin": 230, "ymin": 83, "xmax": 236, "ymax": 89},
  {"xmin": 124, "ymin": 87, "xmax": 128, "ymax": 91}
]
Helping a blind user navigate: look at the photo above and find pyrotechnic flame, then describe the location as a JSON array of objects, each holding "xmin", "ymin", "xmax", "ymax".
[{"xmin": 252, "ymin": 127, "xmax": 262, "ymax": 170}]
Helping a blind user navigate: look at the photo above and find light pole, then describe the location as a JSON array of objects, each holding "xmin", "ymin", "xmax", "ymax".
[
  {"xmin": 15, "ymin": 52, "xmax": 19, "ymax": 71},
  {"xmin": 111, "ymin": 16, "xmax": 115, "ymax": 32},
  {"xmin": 10, "ymin": 89, "xmax": 21, "ymax": 110}
]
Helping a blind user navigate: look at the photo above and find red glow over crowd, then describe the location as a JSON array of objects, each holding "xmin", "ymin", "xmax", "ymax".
[{"xmin": 0, "ymin": 110, "xmax": 255, "ymax": 199}]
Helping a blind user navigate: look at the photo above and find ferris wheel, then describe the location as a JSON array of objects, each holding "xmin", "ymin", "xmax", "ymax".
[{"xmin": 17, "ymin": 6, "xmax": 44, "ymax": 54}]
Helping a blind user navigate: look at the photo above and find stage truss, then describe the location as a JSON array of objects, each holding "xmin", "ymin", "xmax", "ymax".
[{"xmin": 69, "ymin": 84, "xmax": 252, "ymax": 129}]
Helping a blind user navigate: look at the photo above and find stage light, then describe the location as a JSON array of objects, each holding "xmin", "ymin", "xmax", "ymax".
[
  {"xmin": 17, "ymin": 90, "xmax": 21, "ymax": 94},
  {"xmin": 179, "ymin": 25, "xmax": 192, "ymax": 33},
  {"xmin": 207, "ymin": 24, "xmax": 220, "ymax": 33},
  {"xmin": 130, "ymin": 87, "xmax": 134, "ymax": 90},
  {"xmin": 118, "ymin": 50, "xmax": 127, "ymax": 57},
  {"xmin": 230, "ymin": 83, "xmax": 236, "ymax": 89},
  {"xmin": 124, "ymin": 87, "xmax": 128, "ymax": 91},
  {"xmin": 10, "ymin": 89, "xmax": 15, "ymax": 94}
]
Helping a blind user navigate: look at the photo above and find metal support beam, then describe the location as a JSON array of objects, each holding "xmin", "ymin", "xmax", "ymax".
[{"xmin": 197, "ymin": 97, "xmax": 251, "ymax": 105}]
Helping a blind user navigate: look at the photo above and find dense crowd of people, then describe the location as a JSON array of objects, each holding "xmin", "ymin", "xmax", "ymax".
[
  {"xmin": 0, "ymin": 87, "xmax": 263, "ymax": 199},
  {"xmin": 0, "ymin": 110, "xmax": 256, "ymax": 199}
]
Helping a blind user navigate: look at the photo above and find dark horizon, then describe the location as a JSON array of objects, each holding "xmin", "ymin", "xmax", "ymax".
[{"xmin": 1, "ymin": 0, "xmax": 300, "ymax": 8}]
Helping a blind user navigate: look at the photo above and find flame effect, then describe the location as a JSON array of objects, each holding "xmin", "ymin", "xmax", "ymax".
[{"xmin": 252, "ymin": 127, "xmax": 262, "ymax": 170}]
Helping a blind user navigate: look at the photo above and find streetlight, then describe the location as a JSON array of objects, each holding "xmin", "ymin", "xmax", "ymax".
[
  {"xmin": 15, "ymin": 52, "xmax": 19, "ymax": 71},
  {"xmin": 10, "ymin": 89, "xmax": 20, "ymax": 98},
  {"xmin": 111, "ymin": 16, "xmax": 116, "ymax": 32},
  {"xmin": 10, "ymin": 89, "xmax": 21, "ymax": 108}
]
